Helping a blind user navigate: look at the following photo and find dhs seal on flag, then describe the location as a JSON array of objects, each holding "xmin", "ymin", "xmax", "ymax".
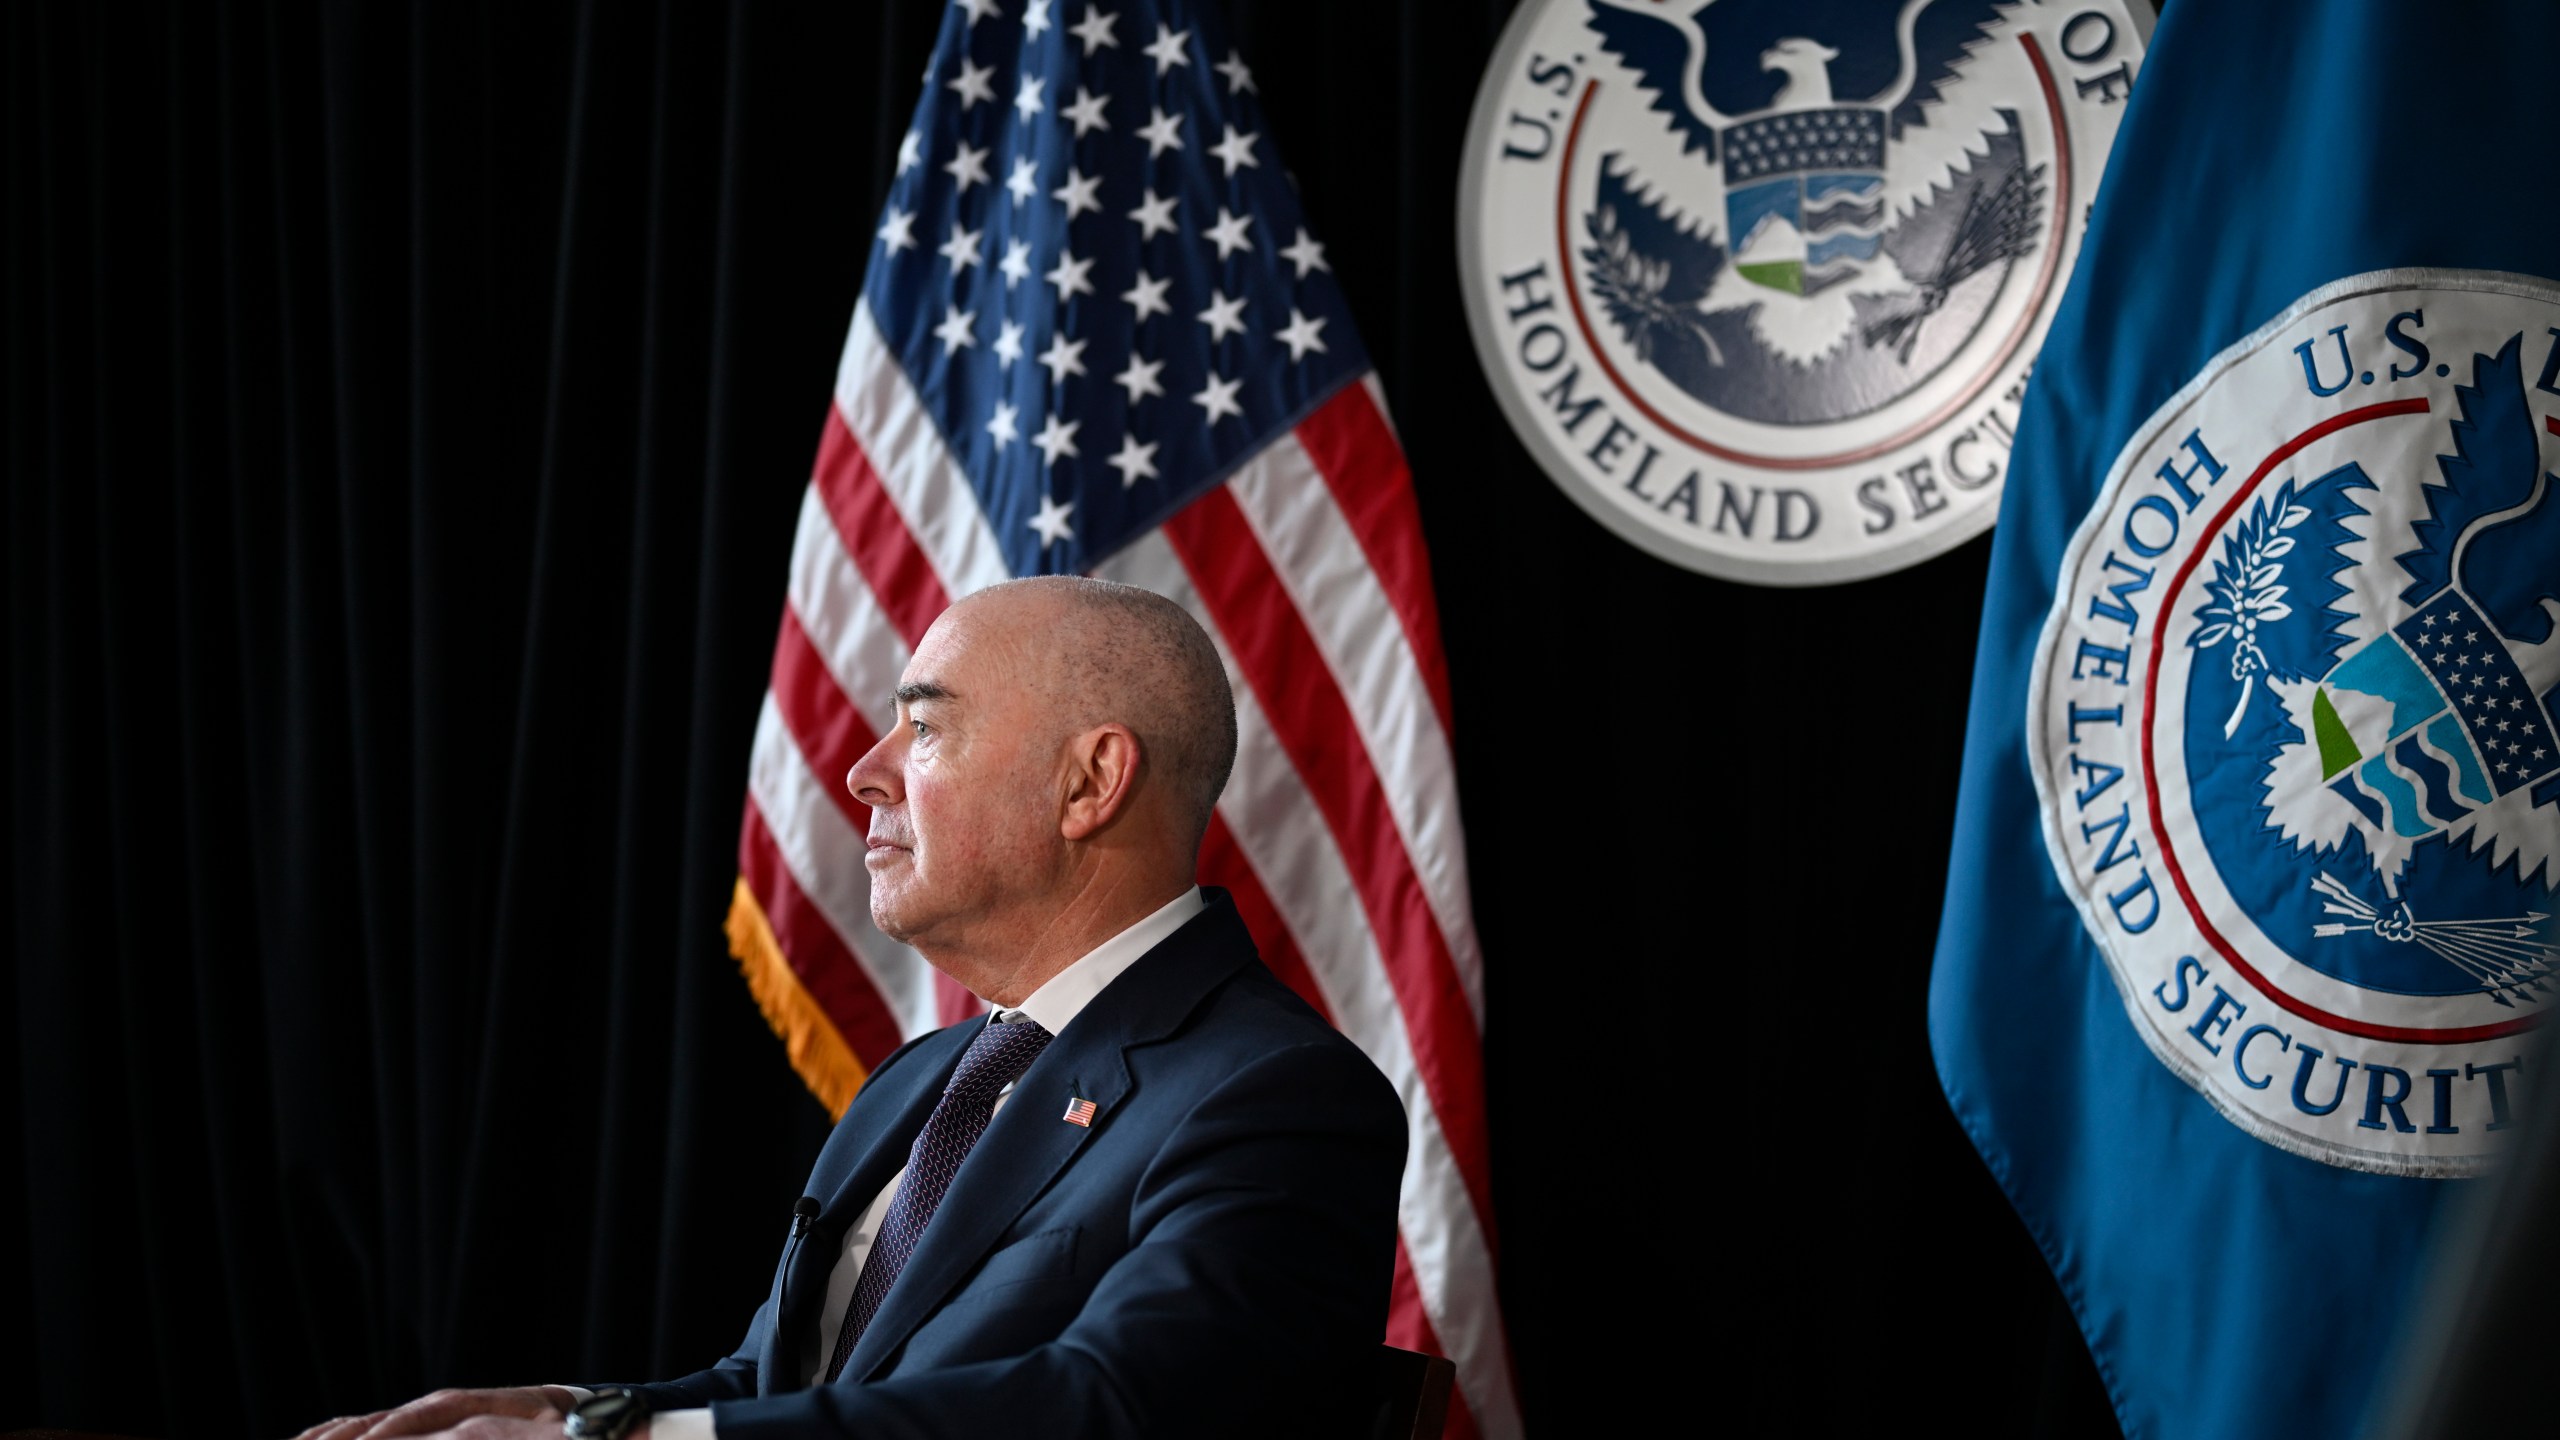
[
  {"xmin": 1458, "ymin": 0, "xmax": 2147, "ymax": 585},
  {"xmin": 2030, "ymin": 270, "xmax": 2560, "ymax": 1176}
]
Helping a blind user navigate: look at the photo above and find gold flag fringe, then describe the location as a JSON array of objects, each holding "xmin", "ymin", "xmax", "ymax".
[{"xmin": 727, "ymin": 876, "xmax": 867, "ymax": 1120}]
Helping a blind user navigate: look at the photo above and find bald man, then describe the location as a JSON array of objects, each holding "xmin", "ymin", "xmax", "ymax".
[{"xmin": 305, "ymin": 578, "xmax": 1408, "ymax": 1440}]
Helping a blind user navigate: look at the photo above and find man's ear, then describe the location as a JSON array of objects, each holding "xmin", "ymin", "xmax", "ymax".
[{"xmin": 1060, "ymin": 723, "xmax": 1141, "ymax": 840}]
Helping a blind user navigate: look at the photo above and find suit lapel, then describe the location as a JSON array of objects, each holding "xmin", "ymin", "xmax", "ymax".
[
  {"xmin": 818, "ymin": 1033, "xmax": 971, "ymax": 1220},
  {"xmin": 757, "ymin": 1026, "xmax": 972, "ymax": 1391},
  {"xmin": 844, "ymin": 896, "xmax": 1257, "ymax": 1382}
]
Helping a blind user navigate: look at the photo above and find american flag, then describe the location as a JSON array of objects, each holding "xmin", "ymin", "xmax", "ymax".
[{"xmin": 722, "ymin": 1, "xmax": 1517, "ymax": 1434}]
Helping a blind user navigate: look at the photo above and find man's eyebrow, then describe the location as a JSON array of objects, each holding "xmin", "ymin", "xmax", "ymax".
[{"xmin": 894, "ymin": 680, "xmax": 956, "ymax": 705}]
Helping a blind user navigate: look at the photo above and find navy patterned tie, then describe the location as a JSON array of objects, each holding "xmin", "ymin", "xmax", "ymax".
[{"xmin": 824, "ymin": 1016, "xmax": 1055, "ymax": 1383}]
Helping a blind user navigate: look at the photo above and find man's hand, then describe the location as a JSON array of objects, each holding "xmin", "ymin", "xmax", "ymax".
[
  {"xmin": 375, "ymin": 1419, "xmax": 647, "ymax": 1440},
  {"xmin": 292, "ymin": 1386, "xmax": 583, "ymax": 1440}
]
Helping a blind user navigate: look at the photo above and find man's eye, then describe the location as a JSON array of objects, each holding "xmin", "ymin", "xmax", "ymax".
[{"xmin": 910, "ymin": 719, "xmax": 931, "ymax": 739}]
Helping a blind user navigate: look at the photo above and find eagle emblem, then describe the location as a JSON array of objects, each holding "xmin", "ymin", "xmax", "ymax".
[
  {"xmin": 2190, "ymin": 337, "xmax": 2560, "ymax": 1007},
  {"xmin": 1456, "ymin": 0, "xmax": 2139, "ymax": 584},
  {"xmin": 2027, "ymin": 270, "xmax": 2560, "ymax": 1174},
  {"xmin": 1579, "ymin": 0, "xmax": 2047, "ymax": 420}
]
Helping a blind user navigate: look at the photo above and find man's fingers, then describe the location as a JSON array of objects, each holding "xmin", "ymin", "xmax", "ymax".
[
  {"xmin": 359, "ymin": 1395, "xmax": 484, "ymax": 1440},
  {"xmin": 358, "ymin": 1389, "xmax": 540, "ymax": 1440},
  {"xmin": 295, "ymin": 1410, "xmax": 391, "ymax": 1440},
  {"xmin": 295, "ymin": 1384, "xmax": 561, "ymax": 1440}
]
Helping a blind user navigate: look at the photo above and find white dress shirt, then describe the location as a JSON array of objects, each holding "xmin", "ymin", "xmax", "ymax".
[{"xmin": 634, "ymin": 887, "xmax": 1205, "ymax": 1440}]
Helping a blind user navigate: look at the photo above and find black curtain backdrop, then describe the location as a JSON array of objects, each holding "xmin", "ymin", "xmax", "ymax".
[{"xmin": 4, "ymin": 2, "xmax": 2117, "ymax": 1435}]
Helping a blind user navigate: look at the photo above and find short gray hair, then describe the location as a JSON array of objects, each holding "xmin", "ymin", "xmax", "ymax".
[{"xmin": 978, "ymin": 576, "xmax": 1237, "ymax": 847}]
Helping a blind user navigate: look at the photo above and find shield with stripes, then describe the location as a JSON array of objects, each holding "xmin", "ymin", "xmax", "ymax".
[{"xmin": 1720, "ymin": 107, "xmax": 1889, "ymax": 299}]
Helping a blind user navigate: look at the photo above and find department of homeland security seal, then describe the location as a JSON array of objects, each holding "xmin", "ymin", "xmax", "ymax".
[
  {"xmin": 1458, "ymin": 0, "xmax": 2147, "ymax": 585},
  {"xmin": 2031, "ymin": 271, "xmax": 2560, "ymax": 1175}
]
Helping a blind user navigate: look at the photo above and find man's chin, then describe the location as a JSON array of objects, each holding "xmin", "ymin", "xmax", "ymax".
[
  {"xmin": 870, "ymin": 905, "xmax": 914, "ymax": 943},
  {"xmin": 868, "ymin": 890, "xmax": 928, "ymax": 945}
]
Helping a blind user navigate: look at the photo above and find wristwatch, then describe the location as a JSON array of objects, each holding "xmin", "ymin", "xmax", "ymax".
[{"xmin": 564, "ymin": 1388, "xmax": 651, "ymax": 1440}]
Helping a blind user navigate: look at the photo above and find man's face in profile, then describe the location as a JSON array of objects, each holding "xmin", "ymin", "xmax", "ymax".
[{"xmin": 847, "ymin": 597, "xmax": 1060, "ymax": 951}]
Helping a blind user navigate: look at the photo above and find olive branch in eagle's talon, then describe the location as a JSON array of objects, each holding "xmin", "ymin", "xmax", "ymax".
[
  {"xmin": 2191, "ymin": 481, "xmax": 2311, "ymax": 738},
  {"xmin": 1582, "ymin": 204, "xmax": 1723, "ymax": 368}
]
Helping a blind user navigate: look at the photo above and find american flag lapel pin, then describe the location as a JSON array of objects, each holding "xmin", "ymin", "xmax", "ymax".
[{"xmin": 1062, "ymin": 1096, "xmax": 1098, "ymax": 1128}]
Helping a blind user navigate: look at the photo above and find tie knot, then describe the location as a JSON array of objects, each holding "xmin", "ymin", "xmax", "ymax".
[{"xmin": 946, "ymin": 1017, "xmax": 1054, "ymax": 1105}]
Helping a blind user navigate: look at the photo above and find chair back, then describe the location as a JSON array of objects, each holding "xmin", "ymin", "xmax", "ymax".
[{"xmin": 1363, "ymin": 1344, "xmax": 1457, "ymax": 1440}]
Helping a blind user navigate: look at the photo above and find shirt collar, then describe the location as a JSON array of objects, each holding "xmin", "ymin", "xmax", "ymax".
[{"xmin": 1002, "ymin": 887, "xmax": 1205, "ymax": 1038}]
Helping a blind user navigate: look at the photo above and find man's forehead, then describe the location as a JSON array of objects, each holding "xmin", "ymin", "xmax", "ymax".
[
  {"xmin": 907, "ymin": 593, "xmax": 1056, "ymax": 688},
  {"xmin": 896, "ymin": 607, "xmax": 1013, "ymax": 707},
  {"xmin": 895, "ymin": 625, "xmax": 972, "ymax": 704}
]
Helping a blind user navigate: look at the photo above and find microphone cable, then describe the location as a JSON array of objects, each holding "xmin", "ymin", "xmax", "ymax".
[{"xmin": 778, "ymin": 1196, "xmax": 821, "ymax": 1319}]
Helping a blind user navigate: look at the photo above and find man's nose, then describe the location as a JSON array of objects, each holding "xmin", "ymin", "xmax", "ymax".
[{"xmin": 846, "ymin": 728, "xmax": 903, "ymax": 808}]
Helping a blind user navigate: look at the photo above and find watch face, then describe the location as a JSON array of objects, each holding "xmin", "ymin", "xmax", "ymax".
[{"xmin": 570, "ymin": 1392, "xmax": 637, "ymax": 1436}]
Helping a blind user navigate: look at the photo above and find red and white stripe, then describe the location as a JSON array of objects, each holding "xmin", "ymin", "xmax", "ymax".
[{"xmin": 738, "ymin": 301, "xmax": 1520, "ymax": 1438}]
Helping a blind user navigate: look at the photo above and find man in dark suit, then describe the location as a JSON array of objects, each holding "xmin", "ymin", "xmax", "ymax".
[{"xmin": 301, "ymin": 577, "xmax": 1407, "ymax": 1440}]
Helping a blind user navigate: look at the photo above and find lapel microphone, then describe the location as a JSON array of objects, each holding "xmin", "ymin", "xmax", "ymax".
[{"xmin": 779, "ymin": 1196, "xmax": 822, "ymax": 1317}]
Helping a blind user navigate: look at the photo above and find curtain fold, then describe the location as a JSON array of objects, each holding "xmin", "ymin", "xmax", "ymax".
[{"xmin": 7, "ymin": 2, "xmax": 869, "ymax": 1429}]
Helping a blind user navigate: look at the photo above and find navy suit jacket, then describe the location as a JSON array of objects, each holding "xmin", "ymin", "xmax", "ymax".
[{"xmin": 624, "ymin": 893, "xmax": 1408, "ymax": 1438}]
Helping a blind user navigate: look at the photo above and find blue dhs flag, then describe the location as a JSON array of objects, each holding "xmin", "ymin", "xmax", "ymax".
[{"xmin": 1931, "ymin": 2, "xmax": 2560, "ymax": 1436}]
